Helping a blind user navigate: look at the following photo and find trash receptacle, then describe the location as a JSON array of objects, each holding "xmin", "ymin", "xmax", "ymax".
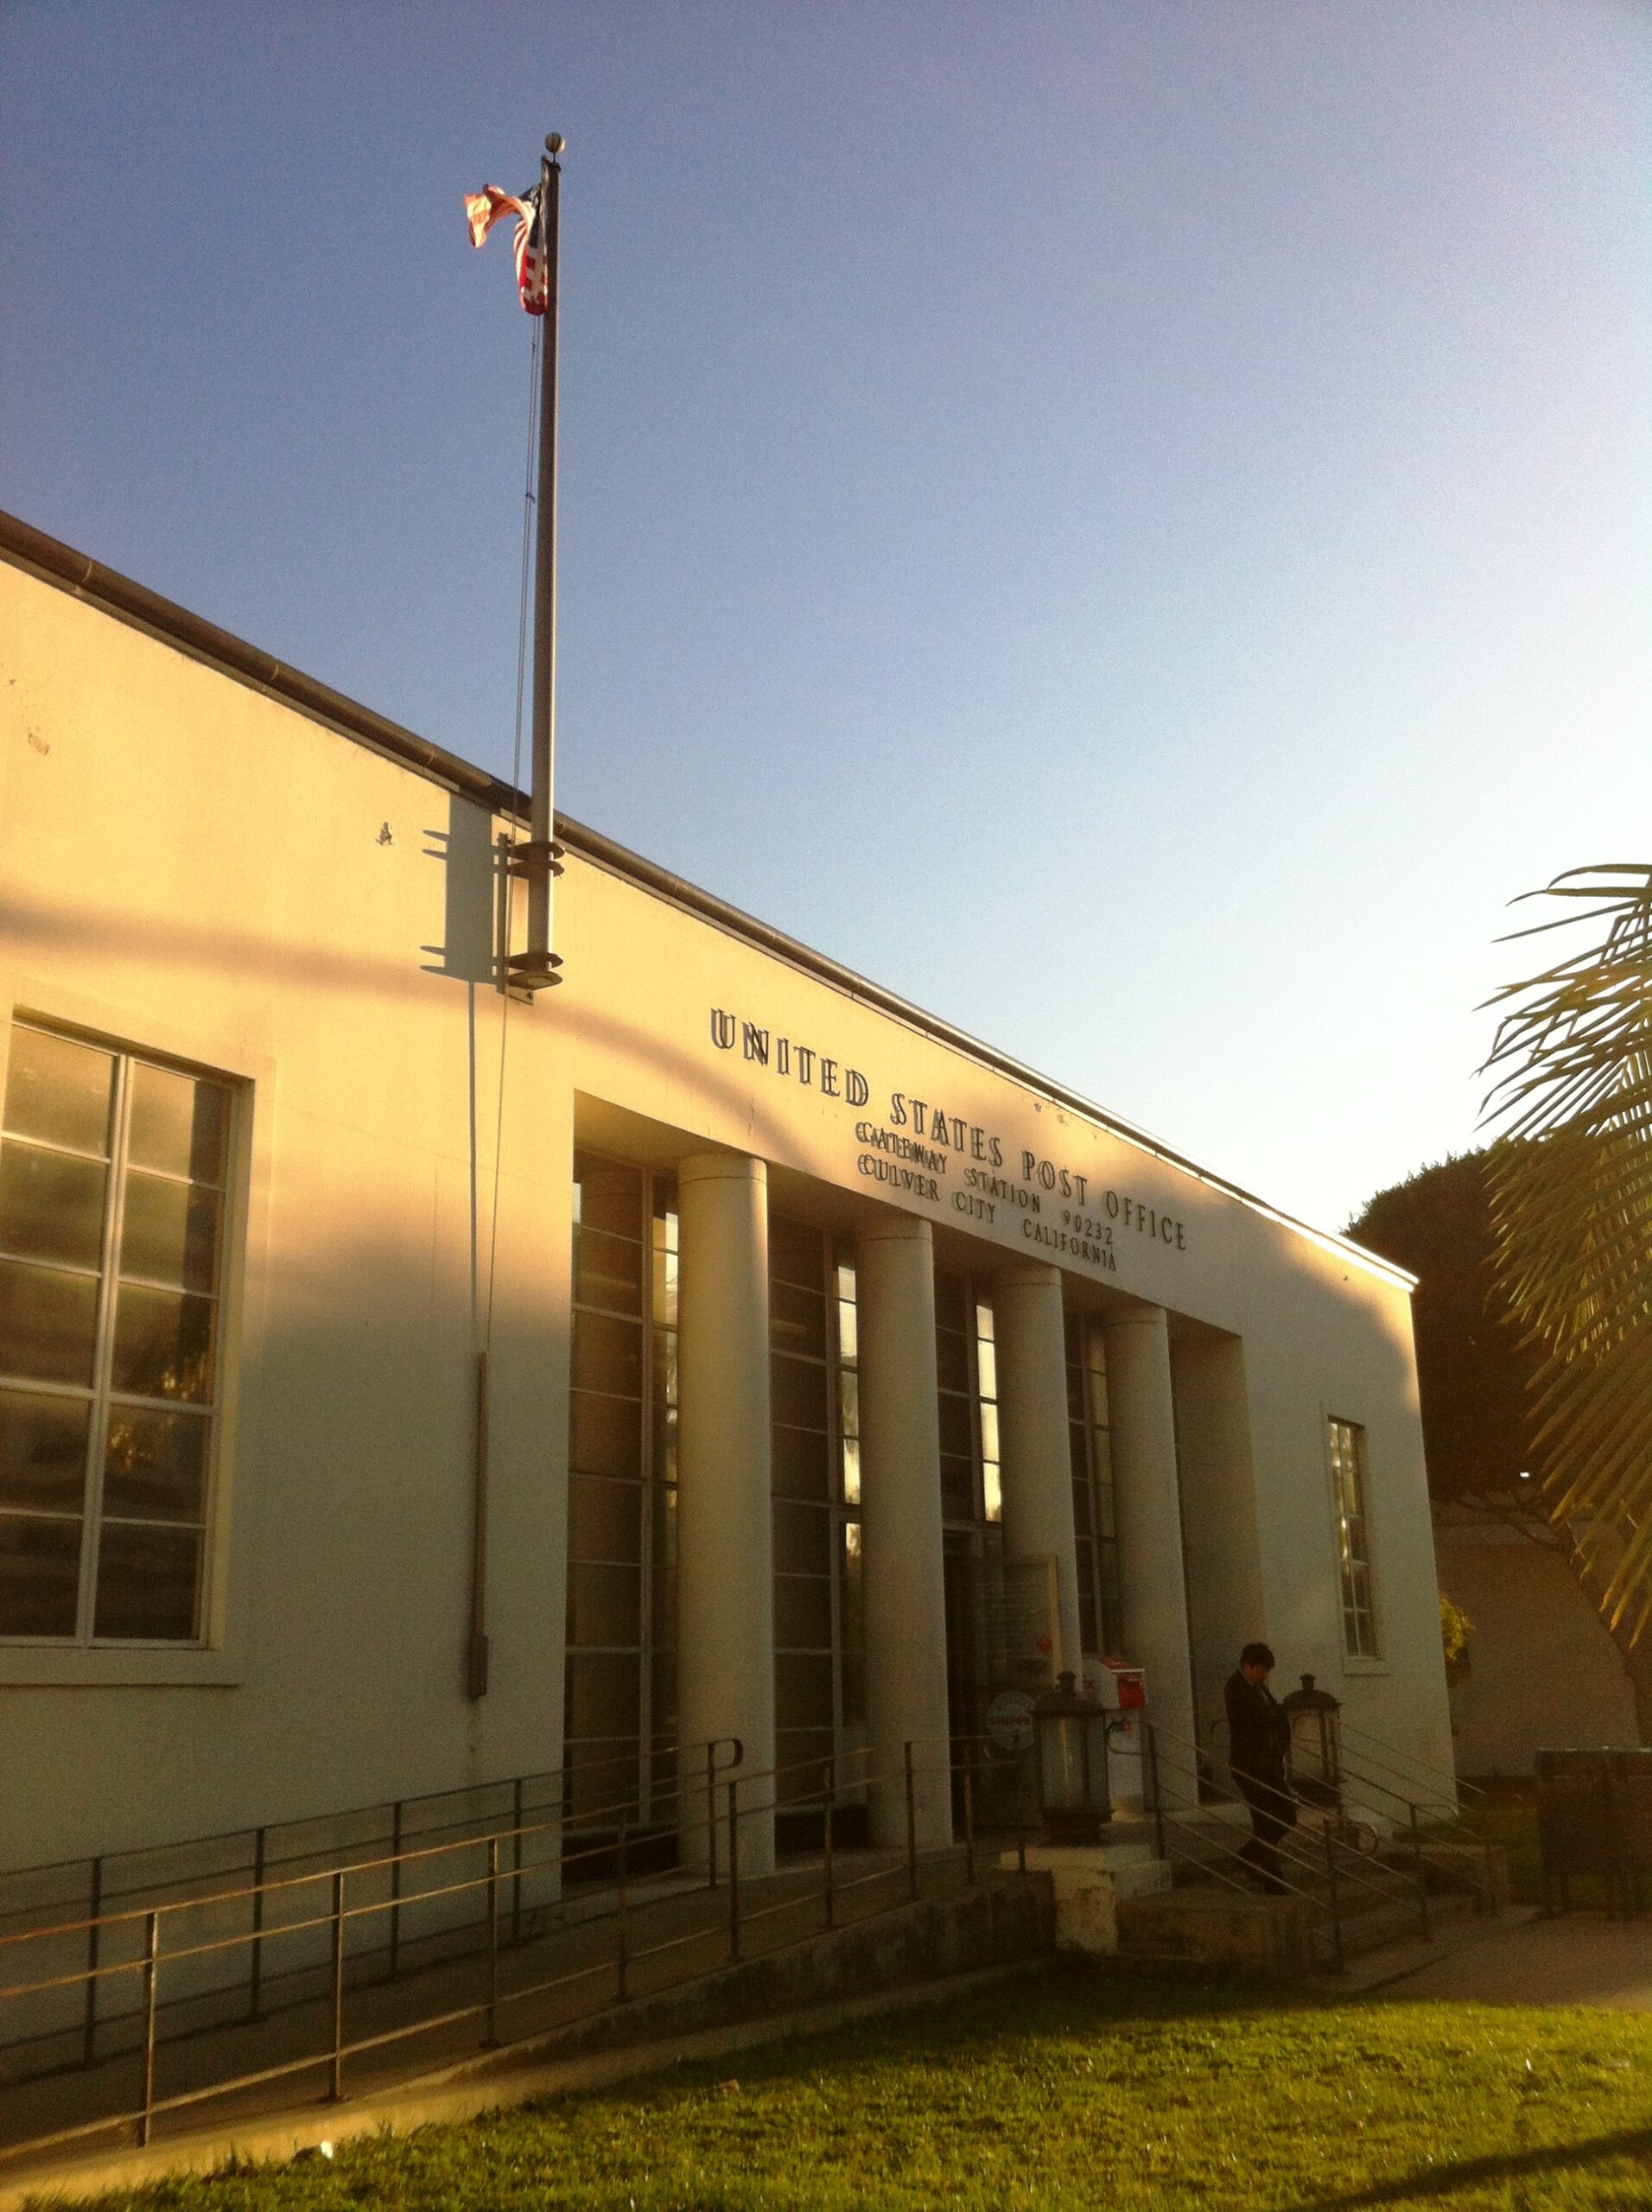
[
  {"xmin": 1608, "ymin": 1750, "xmax": 1652, "ymax": 1912},
  {"xmin": 1534, "ymin": 1749, "xmax": 1619, "ymax": 1915}
]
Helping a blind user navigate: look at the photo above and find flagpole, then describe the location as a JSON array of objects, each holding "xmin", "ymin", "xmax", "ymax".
[{"xmin": 511, "ymin": 130, "xmax": 565, "ymax": 992}]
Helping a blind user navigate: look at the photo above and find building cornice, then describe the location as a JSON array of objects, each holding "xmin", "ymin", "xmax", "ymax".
[{"xmin": 0, "ymin": 507, "xmax": 1416, "ymax": 1293}]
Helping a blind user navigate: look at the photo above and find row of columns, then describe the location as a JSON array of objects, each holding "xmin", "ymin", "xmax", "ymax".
[{"xmin": 670, "ymin": 1151, "xmax": 1198, "ymax": 1875}]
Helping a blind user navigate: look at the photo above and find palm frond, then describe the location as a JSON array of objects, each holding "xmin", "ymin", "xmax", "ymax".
[{"xmin": 1479, "ymin": 866, "xmax": 1652, "ymax": 1644}]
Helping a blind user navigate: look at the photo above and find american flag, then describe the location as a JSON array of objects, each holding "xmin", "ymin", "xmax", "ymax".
[{"xmin": 464, "ymin": 183, "xmax": 548, "ymax": 315}]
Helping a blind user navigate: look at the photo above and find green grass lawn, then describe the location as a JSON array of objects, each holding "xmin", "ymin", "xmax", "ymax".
[{"xmin": 76, "ymin": 1962, "xmax": 1652, "ymax": 2212}]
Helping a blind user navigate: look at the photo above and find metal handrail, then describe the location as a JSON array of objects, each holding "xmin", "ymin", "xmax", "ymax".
[
  {"xmin": 48, "ymin": 1746, "xmax": 835, "ymax": 1986},
  {"xmin": 1176, "ymin": 1707, "xmax": 1504, "ymax": 1922},
  {"xmin": 1297, "ymin": 1732, "xmax": 1500, "ymax": 1908},
  {"xmin": 1211, "ymin": 1707, "xmax": 1487, "ymax": 1812},
  {"xmin": 1144, "ymin": 1722, "xmax": 1433, "ymax": 1969},
  {"xmin": 1331, "ymin": 1716, "xmax": 1490, "ymax": 1807},
  {"xmin": 0, "ymin": 1734, "xmax": 1006, "ymax": 2166},
  {"xmin": 0, "ymin": 1738, "xmax": 724, "ymax": 1954},
  {"xmin": 1316, "ymin": 1757, "xmax": 1458, "ymax": 1827},
  {"xmin": 1147, "ymin": 1728, "xmax": 1409, "ymax": 1906},
  {"xmin": 0, "ymin": 1742, "xmax": 747, "ymax": 1961},
  {"xmin": 1204, "ymin": 1703, "xmax": 1490, "ymax": 1891},
  {"xmin": 0, "ymin": 1751, "xmax": 590, "ymax": 1907},
  {"xmin": 0, "ymin": 1736, "xmax": 747, "ymax": 2085}
]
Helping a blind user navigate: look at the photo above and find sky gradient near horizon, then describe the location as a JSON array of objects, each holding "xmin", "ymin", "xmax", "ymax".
[{"xmin": 3, "ymin": 2, "xmax": 1649, "ymax": 1236}]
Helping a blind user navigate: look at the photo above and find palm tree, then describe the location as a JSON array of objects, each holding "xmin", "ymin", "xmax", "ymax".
[{"xmin": 1480, "ymin": 863, "xmax": 1652, "ymax": 1656}]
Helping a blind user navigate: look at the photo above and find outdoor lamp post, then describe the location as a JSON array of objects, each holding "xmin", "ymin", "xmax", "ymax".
[
  {"xmin": 1034, "ymin": 1670, "xmax": 1111, "ymax": 1843},
  {"xmin": 1280, "ymin": 1673, "xmax": 1343, "ymax": 1809}
]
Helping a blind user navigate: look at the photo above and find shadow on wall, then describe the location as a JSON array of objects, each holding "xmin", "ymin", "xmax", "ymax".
[
  {"xmin": 422, "ymin": 796, "xmax": 500, "ymax": 988},
  {"xmin": 0, "ymin": 1210, "xmax": 571, "ymax": 1874},
  {"xmin": 0, "ymin": 794, "xmax": 1447, "ymax": 1833}
]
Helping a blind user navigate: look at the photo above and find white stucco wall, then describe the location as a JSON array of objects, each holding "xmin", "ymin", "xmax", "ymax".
[
  {"xmin": 0, "ymin": 540, "xmax": 1453, "ymax": 1874},
  {"xmin": 0, "ymin": 556, "xmax": 572, "ymax": 1867},
  {"xmin": 556, "ymin": 844, "xmax": 1452, "ymax": 1781}
]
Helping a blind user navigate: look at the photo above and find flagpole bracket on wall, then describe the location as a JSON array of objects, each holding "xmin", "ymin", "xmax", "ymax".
[
  {"xmin": 505, "ymin": 838, "xmax": 565, "ymax": 881},
  {"xmin": 504, "ymin": 842, "xmax": 566, "ymax": 992},
  {"xmin": 506, "ymin": 945, "xmax": 564, "ymax": 993}
]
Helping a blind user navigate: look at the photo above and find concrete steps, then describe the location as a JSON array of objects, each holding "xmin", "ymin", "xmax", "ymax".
[
  {"xmin": 1118, "ymin": 1871, "xmax": 1487, "ymax": 1974},
  {"xmin": 1116, "ymin": 1817, "xmax": 1501, "ymax": 1974}
]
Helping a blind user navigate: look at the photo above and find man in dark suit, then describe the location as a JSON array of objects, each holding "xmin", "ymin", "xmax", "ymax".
[{"xmin": 1224, "ymin": 1640, "xmax": 1296, "ymax": 1893}]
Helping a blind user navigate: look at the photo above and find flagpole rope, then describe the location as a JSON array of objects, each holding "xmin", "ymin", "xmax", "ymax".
[{"xmin": 483, "ymin": 315, "xmax": 544, "ymax": 1355}]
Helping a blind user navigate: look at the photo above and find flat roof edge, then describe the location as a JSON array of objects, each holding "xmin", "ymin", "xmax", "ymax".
[
  {"xmin": 0, "ymin": 508, "xmax": 1416, "ymax": 1294},
  {"xmin": 556, "ymin": 817, "xmax": 1418, "ymax": 1290},
  {"xmin": 0, "ymin": 509, "xmax": 522, "ymax": 817}
]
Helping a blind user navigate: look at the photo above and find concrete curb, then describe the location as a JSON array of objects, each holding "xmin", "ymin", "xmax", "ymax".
[{"xmin": 0, "ymin": 1961, "xmax": 1040, "ymax": 2210}]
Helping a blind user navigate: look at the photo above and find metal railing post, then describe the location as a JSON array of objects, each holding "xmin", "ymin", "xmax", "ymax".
[
  {"xmin": 615, "ymin": 1815, "xmax": 630, "ymax": 2002},
  {"xmin": 1323, "ymin": 1824, "xmax": 1345, "ymax": 1974},
  {"xmin": 82, "ymin": 1855, "xmax": 102, "ymax": 2067},
  {"xmin": 1409, "ymin": 1801, "xmax": 1432, "ymax": 1941},
  {"xmin": 707, "ymin": 1743, "xmax": 719, "ymax": 1891},
  {"xmin": 387, "ymin": 1800, "xmax": 403, "ymax": 1980},
  {"xmin": 1145, "ymin": 1724, "xmax": 1166, "ymax": 1859},
  {"xmin": 512, "ymin": 1777, "xmax": 524, "ymax": 1945},
  {"xmin": 137, "ymin": 1911, "xmax": 159, "ymax": 2148},
  {"xmin": 248, "ymin": 1827, "xmax": 267, "ymax": 2022},
  {"xmin": 486, "ymin": 1837, "xmax": 500, "ymax": 2044},
  {"xmin": 727, "ymin": 1780, "xmax": 741, "ymax": 1962},
  {"xmin": 905, "ymin": 1742, "xmax": 918, "ymax": 1901},
  {"xmin": 963, "ymin": 1767, "xmax": 976, "ymax": 1889},
  {"xmin": 328, "ymin": 1872, "xmax": 346, "ymax": 2101},
  {"xmin": 823, "ymin": 1763, "xmax": 836, "ymax": 1931}
]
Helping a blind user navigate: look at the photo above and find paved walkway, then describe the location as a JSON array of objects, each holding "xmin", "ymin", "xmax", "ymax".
[{"xmin": 1331, "ymin": 1907, "xmax": 1652, "ymax": 2010}]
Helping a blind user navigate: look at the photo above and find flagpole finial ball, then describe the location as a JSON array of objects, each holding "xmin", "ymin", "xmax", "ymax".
[{"xmin": 546, "ymin": 133, "xmax": 565, "ymax": 156}]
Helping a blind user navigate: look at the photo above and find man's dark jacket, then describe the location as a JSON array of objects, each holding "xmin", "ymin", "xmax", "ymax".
[{"xmin": 1224, "ymin": 1669, "xmax": 1289, "ymax": 1784}]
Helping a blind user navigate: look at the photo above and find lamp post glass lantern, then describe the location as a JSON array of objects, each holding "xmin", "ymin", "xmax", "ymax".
[
  {"xmin": 1035, "ymin": 1670, "xmax": 1111, "ymax": 1843},
  {"xmin": 1281, "ymin": 1672, "xmax": 1342, "ymax": 1809}
]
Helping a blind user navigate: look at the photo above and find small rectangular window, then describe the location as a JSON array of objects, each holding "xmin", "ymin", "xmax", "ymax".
[
  {"xmin": 1328, "ymin": 1417, "xmax": 1378, "ymax": 1658},
  {"xmin": 0, "ymin": 1021, "xmax": 234, "ymax": 1645}
]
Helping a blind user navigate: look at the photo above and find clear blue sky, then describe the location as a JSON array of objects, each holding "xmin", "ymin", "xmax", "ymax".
[{"xmin": 3, "ymin": 2, "xmax": 1648, "ymax": 1235}]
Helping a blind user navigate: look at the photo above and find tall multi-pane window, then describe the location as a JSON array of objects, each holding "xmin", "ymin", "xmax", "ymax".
[
  {"xmin": 836, "ymin": 1256, "xmax": 860, "ymax": 1510},
  {"xmin": 0, "ymin": 1020, "xmax": 232, "ymax": 1644},
  {"xmin": 769, "ymin": 1217, "xmax": 863, "ymax": 1808},
  {"xmin": 1087, "ymin": 1325, "xmax": 1123, "ymax": 1652},
  {"xmin": 565, "ymin": 1154, "xmax": 677, "ymax": 1818},
  {"xmin": 1064, "ymin": 1315, "xmax": 1122, "ymax": 1656},
  {"xmin": 937, "ymin": 1266, "xmax": 1045, "ymax": 1830},
  {"xmin": 1328, "ymin": 1417, "xmax": 1377, "ymax": 1658},
  {"xmin": 975, "ymin": 1301, "xmax": 1001, "ymax": 1523},
  {"xmin": 935, "ymin": 1271, "xmax": 1000, "ymax": 1529},
  {"xmin": 834, "ymin": 1249, "xmax": 865, "ymax": 1751},
  {"xmin": 648, "ymin": 1190, "xmax": 679, "ymax": 1792},
  {"xmin": 567, "ymin": 1172, "xmax": 866, "ymax": 1826},
  {"xmin": 933, "ymin": 1270, "xmax": 1003, "ymax": 1751}
]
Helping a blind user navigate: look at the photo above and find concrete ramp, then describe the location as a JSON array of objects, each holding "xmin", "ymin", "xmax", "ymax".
[{"xmin": 0, "ymin": 1853, "xmax": 1052, "ymax": 2203}]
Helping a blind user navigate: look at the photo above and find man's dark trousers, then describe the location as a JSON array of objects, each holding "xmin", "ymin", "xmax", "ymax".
[
  {"xmin": 1234, "ymin": 1771, "xmax": 1296, "ymax": 1891},
  {"xmin": 1224, "ymin": 1666, "xmax": 1296, "ymax": 1892}
]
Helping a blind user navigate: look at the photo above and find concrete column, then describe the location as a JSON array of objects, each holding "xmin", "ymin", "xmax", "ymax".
[
  {"xmin": 856, "ymin": 1213, "xmax": 952, "ymax": 1849},
  {"xmin": 676, "ymin": 1152, "xmax": 775, "ymax": 1878},
  {"xmin": 1102, "ymin": 1305, "xmax": 1198, "ymax": 1789},
  {"xmin": 994, "ymin": 1261, "xmax": 1083, "ymax": 1677},
  {"xmin": 1169, "ymin": 1332, "xmax": 1265, "ymax": 1745}
]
